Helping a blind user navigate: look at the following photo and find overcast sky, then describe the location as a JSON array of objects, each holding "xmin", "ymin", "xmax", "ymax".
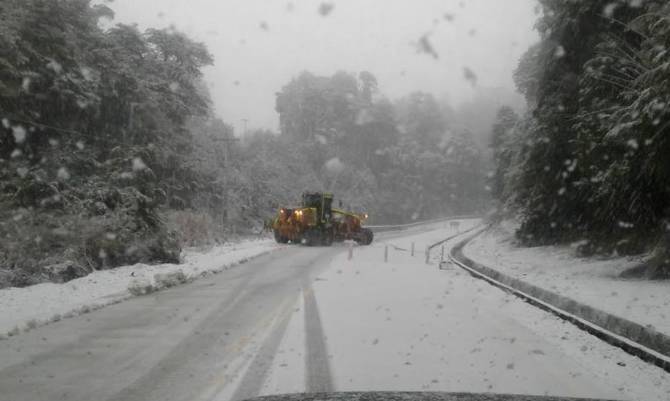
[{"xmin": 106, "ymin": 0, "xmax": 539, "ymax": 135}]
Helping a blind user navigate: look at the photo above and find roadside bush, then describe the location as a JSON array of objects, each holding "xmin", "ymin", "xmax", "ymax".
[
  {"xmin": 127, "ymin": 270, "xmax": 188, "ymax": 297},
  {"xmin": 163, "ymin": 209, "xmax": 222, "ymax": 247},
  {"xmin": 128, "ymin": 279, "xmax": 155, "ymax": 296},
  {"xmin": 0, "ymin": 178, "xmax": 182, "ymax": 288},
  {"xmin": 154, "ymin": 270, "xmax": 188, "ymax": 288}
]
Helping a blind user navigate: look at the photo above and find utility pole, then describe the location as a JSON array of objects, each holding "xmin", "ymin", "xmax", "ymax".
[
  {"xmin": 211, "ymin": 131, "xmax": 239, "ymax": 230},
  {"xmin": 241, "ymin": 118, "xmax": 248, "ymax": 136}
]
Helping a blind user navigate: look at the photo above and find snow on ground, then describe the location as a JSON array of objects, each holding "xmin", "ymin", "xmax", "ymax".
[
  {"xmin": 287, "ymin": 224, "xmax": 670, "ymax": 401},
  {"xmin": 0, "ymin": 238, "xmax": 278, "ymax": 338},
  {"xmin": 463, "ymin": 221, "xmax": 670, "ymax": 336}
]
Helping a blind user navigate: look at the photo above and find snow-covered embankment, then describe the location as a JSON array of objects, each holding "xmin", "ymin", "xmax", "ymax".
[{"xmin": 0, "ymin": 238, "xmax": 277, "ymax": 338}]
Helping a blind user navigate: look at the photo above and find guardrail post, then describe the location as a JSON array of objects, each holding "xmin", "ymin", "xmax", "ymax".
[
  {"xmin": 411, "ymin": 242, "xmax": 415, "ymax": 256},
  {"xmin": 384, "ymin": 245, "xmax": 388, "ymax": 263}
]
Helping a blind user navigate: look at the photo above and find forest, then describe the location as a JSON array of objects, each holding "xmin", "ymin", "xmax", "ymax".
[
  {"xmin": 3, "ymin": 0, "xmax": 668, "ymax": 287},
  {"xmin": 490, "ymin": 0, "xmax": 670, "ymax": 277},
  {"xmin": 0, "ymin": 0, "xmax": 491, "ymax": 286}
]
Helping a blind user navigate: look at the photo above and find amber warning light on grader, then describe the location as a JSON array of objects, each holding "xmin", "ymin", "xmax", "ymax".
[{"xmin": 271, "ymin": 192, "xmax": 373, "ymax": 246}]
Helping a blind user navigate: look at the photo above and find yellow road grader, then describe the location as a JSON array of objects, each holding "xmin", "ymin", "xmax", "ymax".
[{"xmin": 271, "ymin": 192, "xmax": 373, "ymax": 246}]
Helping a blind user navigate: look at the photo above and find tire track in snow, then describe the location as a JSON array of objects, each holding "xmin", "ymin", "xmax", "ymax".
[
  {"xmin": 229, "ymin": 300, "xmax": 294, "ymax": 401},
  {"xmin": 303, "ymin": 286, "xmax": 334, "ymax": 392}
]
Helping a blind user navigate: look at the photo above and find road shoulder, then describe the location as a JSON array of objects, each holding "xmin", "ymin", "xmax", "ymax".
[{"xmin": 460, "ymin": 225, "xmax": 670, "ymax": 361}]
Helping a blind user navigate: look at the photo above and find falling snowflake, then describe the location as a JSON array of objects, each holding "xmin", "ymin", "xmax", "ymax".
[
  {"xmin": 46, "ymin": 59, "xmax": 63, "ymax": 74},
  {"xmin": 81, "ymin": 66, "xmax": 94, "ymax": 81},
  {"xmin": 355, "ymin": 109, "xmax": 374, "ymax": 125},
  {"xmin": 16, "ymin": 167, "xmax": 29, "ymax": 178},
  {"xmin": 416, "ymin": 34, "xmax": 439, "ymax": 59},
  {"xmin": 57, "ymin": 167, "xmax": 70, "ymax": 180},
  {"xmin": 132, "ymin": 157, "xmax": 147, "ymax": 171},
  {"xmin": 603, "ymin": 2, "xmax": 619, "ymax": 18},
  {"xmin": 463, "ymin": 67, "xmax": 477, "ymax": 86},
  {"xmin": 318, "ymin": 2, "xmax": 334, "ymax": 16},
  {"xmin": 554, "ymin": 45, "xmax": 566, "ymax": 58},
  {"xmin": 12, "ymin": 125, "xmax": 26, "ymax": 143},
  {"xmin": 324, "ymin": 157, "xmax": 344, "ymax": 174}
]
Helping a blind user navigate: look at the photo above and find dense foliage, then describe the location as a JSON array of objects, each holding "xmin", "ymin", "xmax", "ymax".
[
  {"xmin": 0, "ymin": 0, "xmax": 212, "ymax": 285},
  {"xmin": 491, "ymin": 0, "xmax": 670, "ymax": 276}
]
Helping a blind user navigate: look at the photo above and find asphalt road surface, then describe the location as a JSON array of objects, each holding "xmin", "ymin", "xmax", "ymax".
[
  {"xmin": 0, "ymin": 227, "xmax": 667, "ymax": 401},
  {"xmin": 0, "ymin": 246, "xmax": 339, "ymax": 401}
]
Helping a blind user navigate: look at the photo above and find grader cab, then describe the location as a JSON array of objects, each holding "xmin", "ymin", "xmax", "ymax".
[{"xmin": 271, "ymin": 192, "xmax": 373, "ymax": 246}]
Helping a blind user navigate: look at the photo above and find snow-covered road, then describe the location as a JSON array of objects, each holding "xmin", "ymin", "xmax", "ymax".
[{"xmin": 1, "ymin": 222, "xmax": 669, "ymax": 401}]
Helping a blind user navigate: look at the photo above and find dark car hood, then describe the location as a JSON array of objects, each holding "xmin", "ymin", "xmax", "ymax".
[{"xmin": 241, "ymin": 392, "xmax": 619, "ymax": 401}]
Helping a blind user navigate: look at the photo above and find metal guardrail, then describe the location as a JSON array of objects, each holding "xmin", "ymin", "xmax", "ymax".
[
  {"xmin": 365, "ymin": 215, "xmax": 480, "ymax": 233},
  {"xmin": 423, "ymin": 223, "xmax": 484, "ymax": 264}
]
